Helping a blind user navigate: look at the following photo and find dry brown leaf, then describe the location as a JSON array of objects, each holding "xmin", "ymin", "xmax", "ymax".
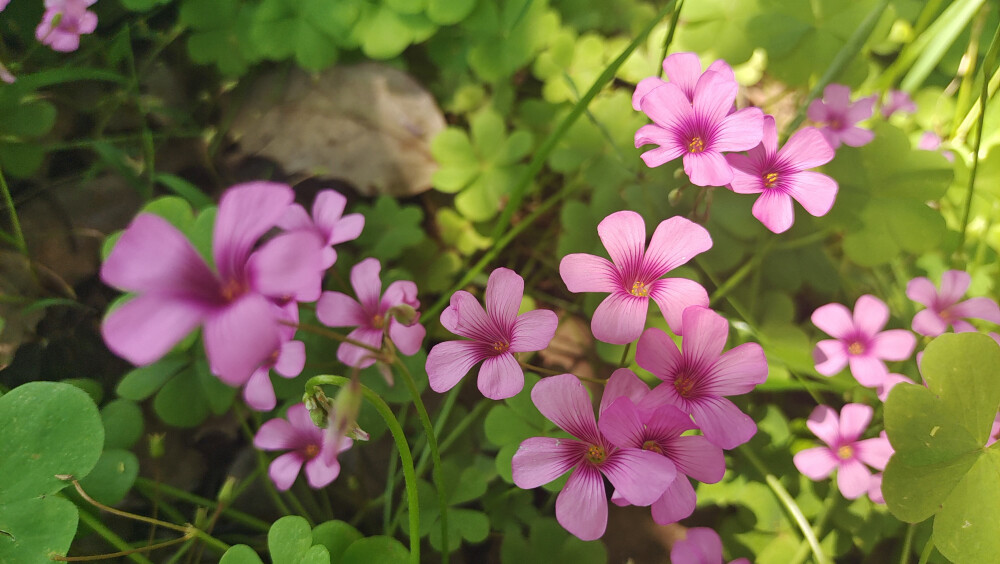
[{"xmin": 231, "ymin": 63, "xmax": 445, "ymax": 197}]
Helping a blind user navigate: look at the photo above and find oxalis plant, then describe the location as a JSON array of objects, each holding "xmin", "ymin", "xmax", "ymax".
[{"xmin": 1, "ymin": 0, "xmax": 1000, "ymax": 563}]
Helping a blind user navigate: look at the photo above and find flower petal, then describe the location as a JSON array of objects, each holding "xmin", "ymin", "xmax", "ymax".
[
  {"xmin": 349, "ymin": 258, "xmax": 383, "ymax": 313},
  {"xmin": 854, "ymin": 295, "xmax": 889, "ymax": 336},
  {"xmin": 601, "ymin": 448, "xmax": 676, "ymax": 506},
  {"xmin": 778, "ymin": 126, "xmax": 835, "ymax": 169},
  {"xmin": 692, "ymin": 71, "xmax": 738, "ymax": 124},
  {"xmin": 661, "ymin": 52, "xmax": 703, "ymax": 98},
  {"xmin": 848, "ymin": 354, "xmax": 888, "ymax": 387},
  {"xmin": 638, "ymin": 81, "xmax": 691, "ymax": 129},
  {"xmin": 532, "ymin": 373, "xmax": 600, "ymax": 442},
  {"xmin": 752, "ymin": 189, "xmax": 795, "ymax": 233},
  {"xmin": 938, "ymin": 270, "xmax": 971, "ymax": 305},
  {"xmin": 596, "ymin": 210, "xmax": 647, "ymax": 271},
  {"xmin": 813, "ymin": 339, "xmax": 848, "ymax": 376},
  {"xmin": 677, "ymin": 306, "xmax": 729, "ymax": 372},
  {"xmin": 102, "ymin": 294, "xmax": 208, "ymax": 367},
  {"xmin": 645, "ymin": 216, "xmax": 713, "ymax": 278},
  {"xmin": 713, "ymin": 107, "xmax": 764, "ymax": 152},
  {"xmin": 647, "ymin": 278, "xmax": 709, "ymax": 335},
  {"xmin": 837, "ymin": 458, "xmax": 872, "ymax": 499},
  {"xmin": 599, "ymin": 368, "xmax": 649, "ymax": 415},
  {"xmin": 254, "ymin": 417, "xmax": 298, "ymax": 450},
  {"xmin": 640, "ymin": 143, "xmax": 687, "ymax": 168},
  {"xmin": 870, "ymin": 329, "xmax": 916, "ymax": 361},
  {"xmin": 311, "ymin": 190, "xmax": 347, "ymax": 231},
  {"xmin": 689, "ymin": 396, "xmax": 756, "ymax": 449},
  {"xmin": 556, "ymin": 465, "xmax": 608, "ymax": 541},
  {"xmin": 784, "ymin": 171, "xmax": 838, "ymax": 217},
  {"xmin": 486, "ymin": 268, "xmax": 524, "ymax": 332},
  {"xmin": 248, "ymin": 231, "xmax": 325, "ymax": 301},
  {"xmin": 702, "ymin": 342, "xmax": 768, "ymax": 396},
  {"xmin": 426, "ymin": 340, "xmax": 487, "ymax": 393},
  {"xmin": 950, "ymin": 296, "xmax": 1000, "ymax": 324},
  {"xmin": 444, "ymin": 290, "xmax": 494, "ymax": 341},
  {"xmin": 243, "ymin": 369, "xmax": 276, "ymax": 411},
  {"xmin": 683, "ymin": 151, "xmax": 734, "ymax": 187},
  {"xmin": 477, "ymin": 352, "xmax": 524, "ymax": 400},
  {"xmin": 381, "ymin": 280, "xmax": 419, "ymax": 311},
  {"xmin": 636, "ymin": 327, "xmax": 684, "ymax": 381},
  {"xmin": 839, "ymin": 126, "xmax": 875, "ymax": 147},
  {"xmin": 337, "ymin": 327, "xmax": 384, "ymax": 369},
  {"xmin": 856, "ymin": 435, "xmax": 893, "ymax": 470},
  {"xmin": 912, "ymin": 309, "xmax": 947, "ymax": 337},
  {"xmin": 203, "ymin": 294, "xmax": 281, "ymax": 386},
  {"xmin": 269, "ymin": 451, "xmax": 304, "ymax": 491},
  {"xmin": 316, "ymin": 291, "xmax": 367, "ymax": 328},
  {"xmin": 838, "ymin": 403, "xmax": 873, "ymax": 443},
  {"xmin": 811, "ymin": 302, "xmax": 855, "ymax": 339},
  {"xmin": 328, "ymin": 214, "xmax": 365, "ymax": 245},
  {"xmin": 213, "ymin": 181, "xmax": 293, "ymax": 282},
  {"xmin": 510, "ymin": 309, "xmax": 558, "ymax": 352},
  {"xmin": 597, "ymin": 397, "xmax": 646, "ymax": 449},
  {"xmin": 388, "ymin": 320, "xmax": 426, "ymax": 356},
  {"xmin": 668, "ymin": 435, "xmax": 725, "ymax": 483},
  {"xmin": 650, "ymin": 477, "xmax": 696, "ymax": 525},
  {"xmin": 304, "ymin": 455, "xmax": 341, "ymax": 489},
  {"xmin": 672, "ymin": 528, "xmax": 723, "ymax": 564},
  {"xmin": 805, "ymin": 405, "xmax": 841, "ymax": 446},
  {"xmin": 512, "ymin": 436, "xmax": 582, "ymax": 488},
  {"xmin": 793, "ymin": 447, "xmax": 838, "ymax": 480},
  {"xmin": 592, "ymin": 292, "xmax": 648, "ymax": 345},
  {"xmin": 633, "ymin": 76, "xmax": 667, "ymax": 110},
  {"xmin": 275, "ymin": 340, "xmax": 306, "ymax": 378},
  {"xmin": 559, "ymin": 253, "xmax": 618, "ymax": 293}
]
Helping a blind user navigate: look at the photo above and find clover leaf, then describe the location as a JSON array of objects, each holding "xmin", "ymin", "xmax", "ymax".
[
  {"xmin": 883, "ymin": 333, "xmax": 1000, "ymax": 564},
  {"xmin": 179, "ymin": 0, "xmax": 259, "ymax": 76}
]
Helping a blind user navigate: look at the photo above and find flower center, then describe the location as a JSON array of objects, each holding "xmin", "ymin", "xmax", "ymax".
[
  {"xmin": 687, "ymin": 136, "xmax": 705, "ymax": 153},
  {"xmin": 491, "ymin": 340, "xmax": 511, "ymax": 354},
  {"xmin": 848, "ymin": 341, "xmax": 865, "ymax": 355},
  {"xmin": 372, "ymin": 313, "xmax": 386, "ymax": 329},
  {"xmin": 674, "ymin": 372, "xmax": 697, "ymax": 398},
  {"xmin": 220, "ymin": 278, "xmax": 247, "ymax": 302},
  {"xmin": 763, "ymin": 172, "xmax": 779, "ymax": 188},
  {"xmin": 837, "ymin": 444, "xmax": 853, "ymax": 460},
  {"xmin": 586, "ymin": 444, "xmax": 607, "ymax": 464},
  {"xmin": 630, "ymin": 280, "xmax": 650, "ymax": 297},
  {"xmin": 642, "ymin": 440, "xmax": 663, "ymax": 455},
  {"xmin": 303, "ymin": 443, "xmax": 320, "ymax": 460},
  {"xmin": 829, "ymin": 118, "xmax": 843, "ymax": 130}
]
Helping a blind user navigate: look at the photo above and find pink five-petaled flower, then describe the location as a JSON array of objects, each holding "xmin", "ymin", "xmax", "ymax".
[
  {"xmin": 243, "ymin": 339, "xmax": 306, "ymax": 411},
  {"xmin": 512, "ymin": 374, "xmax": 676, "ymax": 541},
  {"xmin": 812, "ymin": 295, "xmax": 916, "ymax": 387},
  {"xmin": 726, "ymin": 115, "xmax": 838, "ymax": 233},
  {"xmin": 632, "ymin": 51, "xmax": 735, "ymax": 110},
  {"xmin": 101, "ymin": 181, "xmax": 325, "ymax": 387},
  {"xmin": 670, "ymin": 527, "xmax": 751, "ymax": 564},
  {"xmin": 278, "ymin": 189, "xmax": 365, "ymax": 271},
  {"xmin": 36, "ymin": 0, "xmax": 98, "ymax": 53},
  {"xmin": 426, "ymin": 268, "xmax": 558, "ymax": 400},
  {"xmin": 906, "ymin": 270, "xmax": 1000, "ymax": 337},
  {"xmin": 598, "ymin": 368, "xmax": 725, "ymax": 525},
  {"xmin": 793, "ymin": 403, "xmax": 894, "ymax": 499},
  {"xmin": 636, "ymin": 307, "xmax": 768, "ymax": 449},
  {"xmin": 253, "ymin": 403, "xmax": 352, "ymax": 491},
  {"xmin": 807, "ymin": 84, "xmax": 876, "ymax": 149},
  {"xmin": 559, "ymin": 211, "xmax": 712, "ymax": 344},
  {"xmin": 316, "ymin": 258, "xmax": 425, "ymax": 370},
  {"xmin": 635, "ymin": 70, "xmax": 764, "ymax": 186},
  {"xmin": 881, "ymin": 90, "xmax": 917, "ymax": 119}
]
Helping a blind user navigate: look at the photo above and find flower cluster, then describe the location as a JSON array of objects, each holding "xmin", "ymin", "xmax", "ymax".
[{"xmin": 36, "ymin": 0, "xmax": 99, "ymax": 53}]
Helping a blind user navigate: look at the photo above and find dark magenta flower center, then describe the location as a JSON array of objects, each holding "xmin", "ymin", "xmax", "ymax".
[{"xmin": 642, "ymin": 440, "xmax": 663, "ymax": 455}]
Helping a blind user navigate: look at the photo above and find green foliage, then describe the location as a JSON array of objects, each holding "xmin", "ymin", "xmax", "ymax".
[
  {"xmin": 883, "ymin": 333, "xmax": 1000, "ymax": 564},
  {"xmin": 353, "ymin": 196, "xmax": 426, "ymax": 260},
  {"xmin": 500, "ymin": 517, "xmax": 607, "ymax": 564},
  {"xmin": 179, "ymin": 0, "xmax": 259, "ymax": 76},
  {"xmin": 222, "ymin": 518, "xmax": 407, "ymax": 564},
  {"xmin": 0, "ymin": 85, "xmax": 57, "ymax": 177},
  {"xmin": 252, "ymin": 0, "xmax": 358, "ymax": 70},
  {"xmin": 0, "ymin": 382, "xmax": 105, "ymax": 563},
  {"xmin": 461, "ymin": 0, "xmax": 561, "ymax": 82}
]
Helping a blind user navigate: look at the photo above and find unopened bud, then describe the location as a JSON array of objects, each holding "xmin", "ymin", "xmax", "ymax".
[
  {"xmin": 303, "ymin": 386, "xmax": 332, "ymax": 429},
  {"xmin": 217, "ymin": 477, "xmax": 238, "ymax": 505},
  {"xmin": 387, "ymin": 304, "xmax": 419, "ymax": 326},
  {"xmin": 193, "ymin": 507, "xmax": 209, "ymax": 529},
  {"xmin": 346, "ymin": 422, "xmax": 370, "ymax": 442},
  {"xmin": 149, "ymin": 433, "xmax": 166, "ymax": 459}
]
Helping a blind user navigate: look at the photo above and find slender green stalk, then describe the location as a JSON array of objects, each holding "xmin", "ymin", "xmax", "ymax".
[
  {"xmin": 306, "ymin": 376, "xmax": 422, "ymax": 564},
  {"xmin": 391, "ymin": 350, "xmax": 450, "ymax": 562},
  {"xmin": 918, "ymin": 536, "xmax": 935, "ymax": 564},
  {"xmin": 489, "ymin": 0, "xmax": 679, "ymax": 241},
  {"xmin": 900, "ymin": 523, "xmax": 917, "ymax": 564},
  {"xmin": 784, "ymin": 0, "xmax": 890, "ymax": 137},
  {"xmin": 0, "ymin": 165, "xmax": 26, "ymax": 254},
  {"xmin": 383, "ymin": 405, "xmax": 407, "ymax": 533},
  {"xmin": 133, "ymin": 477, "xmax": 270, "ymax": 533},
  {"xmin": 191, "ymin": 529, "xmax": 230, "ymax": 555},
  {"xmin": 789, "ymin": 488, "xmax": 840, "ymax": 564},
  {"xmin": 618, "ymin": 342, "xmax": 632, "ymax": 368},
  {"xmin": 740, "ymin": 447, "xmax": 830, "ymax": 564},
  {"xmin": 75, "ymin": 508, "xmax": 156, "ymax": 564},
  {"xmin": 658, "ymin": 0, "xmax": 685, "ymax": 78}
]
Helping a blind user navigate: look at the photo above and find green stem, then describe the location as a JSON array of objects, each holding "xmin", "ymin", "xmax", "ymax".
[
  {"xmin": 784, "ymin": 0, "xmax": 890, "ymax": 137},
  {"xmin": 306, "ymin": 375, "xmax": 421, "ymax": 564},
  {"xmin": 900, "ymin": 522, "xmax": 917, "ymax": 564},
  {"xmin": 489, "ymin": 0, "xmax": 680, "ymax": 241},
  {"xmin": 191, "ymin": 529, "xmax": 230, "ymax": 555},
  {"xmin": 918, "ymin": 536, "xmax": 935, "ymax": 564},
  {"xmin": 789, "ymin": 487, "xmax": 840, "ymax": 564},
  {"xmin": 383, "ymin": 405, "xmax": 406, "ymax": 533},
  {"xmin": 618, "ymin": 342, "xmax": 632, "ymax": 368},
  {"xmin": 740, "ymin": 446, "xmax": 830, "ymax": 564},
  {"xmin": 391, "ymin": 350, "xmax": 450, "ymax": 563},
  {"xmin": 75, "ymin": 508, "xmax": 156, "ymax": 564},
  {"xmin": 658, "ymin": 0, "xmax": 685, "ymax": 78},
  {"xmin": 0, "ymin": 165, "xmax": 26, "ymax": 254},
  {"xmin": 133, "ymin": 478, "xmax": 270, "ymax": 533}
]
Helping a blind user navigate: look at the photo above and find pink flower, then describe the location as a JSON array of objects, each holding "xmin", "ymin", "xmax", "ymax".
[
  {"xmin": 316, "ymin": 258, "xmax": 425, "ymax": 369},
  {"xmin": 278, "ymin": 189, "xmax": 365, "ymax": 271},
  {"xmin": 632, "ymin": 51, "xmax": 735, "ymax": 110},
  {"xmin": 670, "ymin": 528, "xmax": 751, "ymax": 564},
  {"xmin": 793, "ymin": 404, "xmax": 893, "ymax": 499},
  {"xmin": 726, "ymin": 115, "xmax": 838, "ymax": 233},
  {"xmin": 426, "ymin": 268, "xmax": 557, "ymax": 400},
  {"xmin": 101, "ymin": 181, "xmax": 325, "ymax": 386},
  {"xmin": 636, "ymin": 307, "xmax": 767, "ymax": 449},
  {"xmin": 0, "ymin": 62, "xmax": 14, "ymax": 84},
  {"xmin": 254, "ymin": 403, "xmax": 352, "ymax": 490},
  {"xmin": 559, "ymin": 211, "xmax": 711, "ymax": 344},
  {"xmin": 875, "ymin": 372, "xmax": 914, "ymax": 402},
  {"xmin": 36, "ymin": 0, "xmax": 98, "ymax": 53},
  {"xmin": 0, "ymin": 0, "xmax": 9, "ymax": 11},
  {"xmin": 598, "ymin": 369, "xmax": 725, "ymax": 525},
  {"xmin": 243, "ymin": 338, "xmax": 306, "ymax": 412},
  {"xmin": 807, "ymin": 84, "xmax": 876, "ymax": 149},
  {"xmin": 868, "ymin": 472, "xmax": 885, "ymax": 504},
  {"xmin": 906, "ymin": 270, "xmax": 1000, "ymax": 337},
  {"xmin": 511, "ymin": 373, "xmax": 676, "ymax": 541},
  {"xmin": 811, "ymin": 295, "xmax": 916, "ymax": 387},
  {"xmin": 635, "ymin": 70, "xmax": 764, "ymax": 186},
  {"xmin": 881, "ymin": 90, "xmax": 917, "ymax": 118}
]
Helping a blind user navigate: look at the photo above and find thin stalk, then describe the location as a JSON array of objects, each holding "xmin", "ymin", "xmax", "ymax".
[
  {"xmin": 918, "ymin": 536, "xmax": 935, "ymax": 564},
  {"xmin": 0, "ymin": 165, "xmax": 26, "ymax": 254},
  {"xmin": 71, "ymin": 480, "xmax": 188, "ymax": 534},
  {"xmin": 784, "ymin": 0, "xmax": 890, "ymax": 137},
  {"xmin": 306, "ymin": 375, "xmax": 421, "ymax": 564},
  {"xmin": 789, "ymin": 488, "xmax": 841, "ymax": 564},
  {"xmin": 286, "ymin": 321, "xmax": 385, "ymax": 354},
  {"xmin": 900, "ymin": 523, "xmax": 917, "ymax": 564},
  {"xmin": 618, "ymin": 342, "xmax": 632, "ymax": 368},
  {"xmin": 518, "ymin": 361, "xmax": 561, "ymax": 376},
  {"xmin": 74, "ymin": 508, "xmax": 156, "ymax": 564},
  {"xmin": 740, "ymin": 447, "xmax": 830, "ymax": 564},
  {"xmin": 133, "ymin": 478, "xmax": 270, "ymax": 533},
  {"xmin": 383, "ymin": 405, "xmax": 406, "ymax": 534},
  {"xmin": 658, "ymin": 0, "xmax": 685, "ymax": 78},
  {"xmin": 490, "ymin": 0, "xmax": 679, "ymax": 241},
  {"xmin": 390, "ymin": 347, "xmax": 450, "ymax": 562},
  {"xmin": 53, "ymin": 536, "xmax": 191, "ymax": 562}
]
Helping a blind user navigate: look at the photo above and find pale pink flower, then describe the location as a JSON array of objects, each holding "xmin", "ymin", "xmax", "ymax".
[
  {"xmin": 426, "ymin": 268, "xmax": 557, "ymax": 400},
  {"xmin": 0, "ymin": 62, "xmax": 13, "ymax": 84},
  {"xmin": 670, "ymin": 528, "xmax": 751, "ymax": 564},
  {"xmin": 0, "ymin": 0, "xmax": 9, "ymax": 11},
  {"xmin": 812, "ymin": 295, "xmax": 916, "ymax": 387},
  {"xmin": 36, "ymin": 0, "xmax": 98, "ymax": 53},
  {"xmin": 875, "ymin": 373, "xmax": 914, "ymax": 402},
  {"xmin": 254, "ymin": 403, "xmax": 352, "ymax": 490},
  {"xmin": 316, "ymin": 258, "xmax": 425, "ymax": 370},
  {"xmin": 632, "ymin": 51, "xmax": 735, "ymax": 110},
  {"xmin": 881, "ymin": 90, "xmax": 917, "ymax": 118},
  {"xmin": 906, "ymin": 270, "xmax": 1000, "ymax": 337},
  {"xmin": 278, "ymin": 189, "xmax": 365, "ymax": 271},
  {"xmin": 635, "ymin": 70, "xmax": 764, "ymax": 186},
  {"xmin": 598, "ymin": 369, "xmax": 725, "ymax": 525},
  {"xmin": 243, "ymin": 339, "xmax": 306, "ymax": 412},
  {"xmin": 512, "ymin": 373, "xmax": 676, "ymax": 541},
  {"xmin": 726, "ymin": 115, "xmax": 838, "ymax": 233},
  {"xmin": 101, "ymin": 182, "xmax": 325, "ymax": 386},
  {"xmin": 793, "ymin": 404, "xmax": 893, "ymax": 499},
  {"xmin": 637, "ymin": 307, "xmax": 768, "ymax": 449},
  {"xmin": 868, "ymin": 472, "xmax": 885, "ymax": 504},
  {"xmin": 807, "ymin": 84, "xmax": 875, "ymax": 149},
  {"xmin": 559, "ymin": 211, "xmax": 711, "ymax": 344}
]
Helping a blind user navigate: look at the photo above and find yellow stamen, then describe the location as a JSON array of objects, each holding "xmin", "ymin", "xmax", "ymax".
[
  {"xmin": 303, "ymin": 444, "xmax": 320, "ymax": 460},
  {"xmin": 220, "ymin": 278, "xmax": 246, "ymax": 302},
  {"xmin": 372, "ymin": 314, "xmax": 386, "ymax": 329},
  {"xmin": 642, "ymin": 440, "xmax": 663, "ymax": 455},
  {"xmin": 688, "ymin": 137, "xmax": 705, "ymax": 153},
  {"xmin": 848, "ymin": 342, "xmax": 864, "ymax": 355},
  {"xmin": 764, "ymin": 172, "xmax": 779, "ymax": 188},
  {"xmin": 674, "ymin": 372, "xmax": 696, "ymax": 398},
  {"xmin": 630, "ymin": 281, "xmax": 649, "ymax": 297},
  {"xmin": 492, "ymin": 340, "xmax": 510, "ymax": 353},
  {"xmin": 586, "ymin": 444, "xmax": 607, "ymax": 464},
  {"xmin": 837, "ymin": 445, "xmax": 853, "ymax": 460}
]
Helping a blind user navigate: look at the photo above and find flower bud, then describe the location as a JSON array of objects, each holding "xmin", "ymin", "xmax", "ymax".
[
  {"xmin": 387, "ymin": 304, "xmax": 419, "ymax": 326},
  {"xmin": 149, "ymin": 433, "xmax": 166, "ymax": 459},
  {"xmin": 217, "ymin": 476, "xmax": 238, "ymax": 505},
  {"xmin": 303, "ymin": 386, "xmax": 332, "ymax": 429}
]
